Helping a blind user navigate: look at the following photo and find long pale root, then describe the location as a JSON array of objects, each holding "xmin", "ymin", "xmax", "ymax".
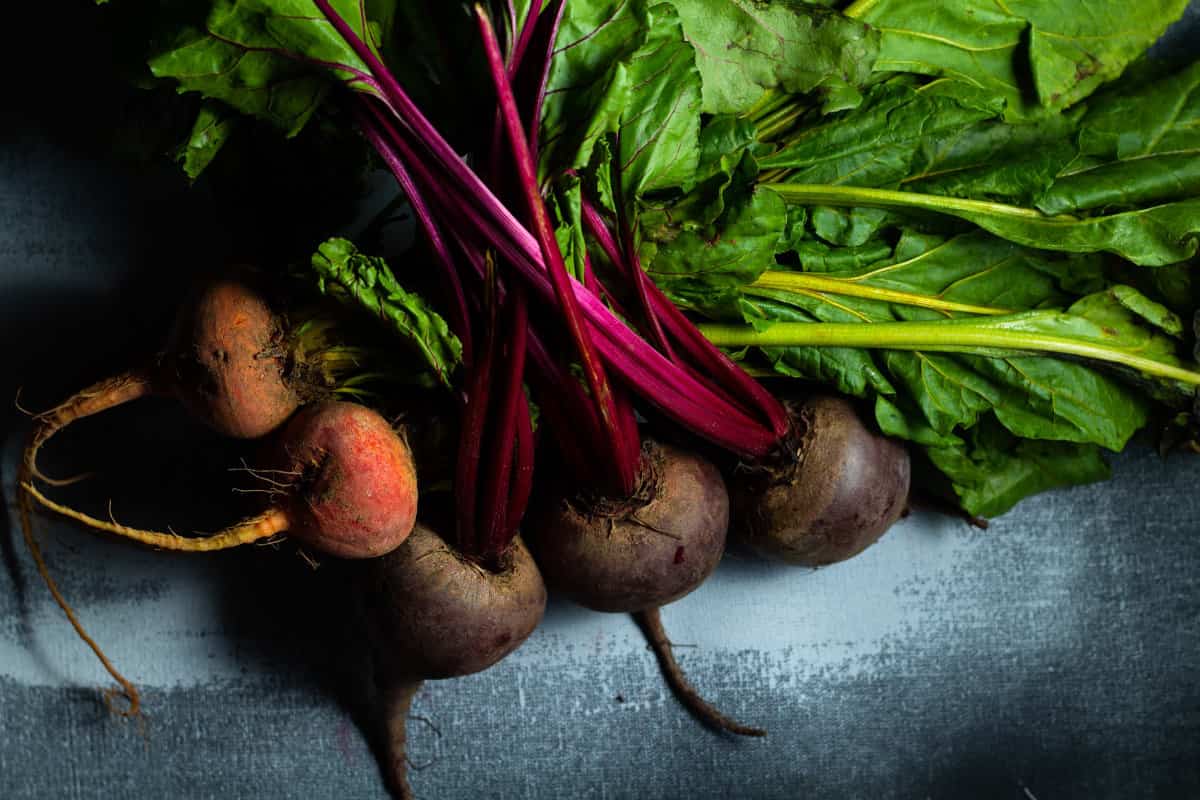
[
  {"xmin": 15, "ymin": 453, "xmax": 141, "ymax": 716},
  {"xmin": 25, "ymin": 370, "xmax": 157, "ymax": 486},
  {"xmin": 20, "ymin": 483, "xmax": 291, "ymax": 552},
  {"xmin": 381, "ymin": 680, "xmax": 423, "ymax": 800}
]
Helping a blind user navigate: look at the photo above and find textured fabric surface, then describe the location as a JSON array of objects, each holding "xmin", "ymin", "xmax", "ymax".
[{"xmin": 2, "ymin": 7, "xmax": 1199, "ymax": 800}]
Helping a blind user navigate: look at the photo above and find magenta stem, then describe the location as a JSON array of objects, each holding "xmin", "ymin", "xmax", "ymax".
[
  {"xmin": 581, "ymin": 197, "xmax": 790, "ymax": 439},
  {"xmin": 329, "ymin": 9, "xmax": 779, "ymax": 455},
  {"xmin": 608, "ymin": 131, "xmax": 676, "ymax": 361},
  {"xmin": 510, "ymin": 0, "xmax": 544, "ymax": 72},
  {"xmin": 355, "ymin": 102, "xmax": 473, "ymax": 365},
  {"xmin": 524, "ymin": 0, "xmax": 564, "ymax": 158},
  {"xmin": 476, "ymin": 4, "xmax": 637, "ymax": 496},
  {"xmin": 480, "ymin": 287, "xmax": 529, "ymax": 557},
  {"xmin": 506, "ymin": 386, "xmax": 536, "ymax": 538},
  {"xmin": 454, "ymin": 267, "xmax": 498, "ymax": 555}
]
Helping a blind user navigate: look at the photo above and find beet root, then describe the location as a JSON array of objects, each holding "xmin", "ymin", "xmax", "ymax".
[
  {"xmin": 731, "ymin": 395, "xmax": 911, "ymax": 566},
  {"xmin": 358, "ymin": 524, "xmax": 546, "ymax": 796},
  {"xmin": 634, "ymin": 607, "xmax": 765, "ymax": 737},
  {"xmin": 22, "ymin": 401, "xmax": 418, "ymax": 558},
  {"xmin": 272, "ymin": 401, "xmax": 418, "ymax": 559},
  {"xmin": 23, "ymin": 273, "xmax": 298, "ymax": 490},
  {"xmin": 527, "ymin": 438, "xmax": 728, "ymax": 614},
  {"xmin": 163, "ymin": 272, "xmax": 299, "ymax": 439},
  {"xmin": 362, "ymin": 524, "xmax": 546, "ymax": 679}
]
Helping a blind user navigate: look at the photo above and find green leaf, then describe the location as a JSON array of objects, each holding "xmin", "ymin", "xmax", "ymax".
[
  {"xmin": 539, "ymin": 0, "xmax": 649, "ymax": 178},
  {"xmin": 923, "ymin": 417, "xmax": 1112, "ymax": 517},
  {"xmin": 549, "ymin": 176, "xmax": 588, "ymax": 283},
  {"xmin": 768, "ymin": 184, "xmax": 1200, "ymax": 266},
  {"xmin": 643, "ymin": 178, "xmax": 787, "ymax": 311},
  {"xmin": 310, "ymin": 237, "xmax": 462, "ymax": 389},
  {"xmin": 689, "ymin": 227, "xmax": 1200, "ymax": 512},
  {"xmin": 847, "ymin": 0, "xmax": 1189, "ymax": 118},
  {"xmin": 1039, "ymin": 61, "xmax": 1200, "ymax": 214},
  {"xmin": 900, "ymin": 109, "xmax": 1081, "ymax": 205},
  {"xmin": 176, "ymin": 101, "xmax": 239, "ymax": 180},
  {"xmin": 148, "ymin": 0, "xmax": 387, "ymax": 136},
  {"xmin": 614, "ymin": 3, "xmax": 703, "ymax": 197},
  {"xmin": 791, "ymin": 237, "xmax": 893, "ymax": 271},
  {"xmin": 668, "ymin": 0, "xmax": 879, "ymax": 115},
  {"xmin": 746, "ymin": 296, "xmax": 896, "ymax": 398},
  {"xmin": 758, "ymin": 77, "xmax": 1004, "ymax": 186},
  {"xmin": 737, "ymin": 232, "xmax": 1157, "ymax": 448},
  {"xmin": 809, "ymin": 205, "xmax": 896, "ymax": 246},
  {"xmin": 540, "ymin": 1, "xmax": 703, "ymax": 202}
]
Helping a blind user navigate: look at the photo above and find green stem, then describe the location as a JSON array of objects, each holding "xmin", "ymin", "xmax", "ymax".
[
  {"xmin": 756, "ymin": 103, "xmax": 809, "ymax": 142},
  {"xmin": 698, "ymin": 319, "xmax": 1200, "ymax": 386},
  {"xmin": 842, "ymin": 0, "xmax": 879, "ymax": 19},
  {"xmin": 742, "ymin": 89, "xmax": 788, "ymax": 122},
  {"xmin": 762, "ymin": 183, "xmax": 1056, "ymax": 221},
  {"xmin": 751, "ymin": 272, "xmax": 1011, "ymax": 316}
]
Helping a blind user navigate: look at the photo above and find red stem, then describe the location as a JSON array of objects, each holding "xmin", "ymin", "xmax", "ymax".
[
  {"xmin": 581, "ymin": 198, "xmax": 790, "ymax": 439},
  {"xmin": 480, "ymin": 286, "xmax": 529, "ymax": 557},
  {"xmin": 449, "ymin": 218, "xmax": 610, "ymax": 485},
  {"xmin": 421, "ymin": 154, "xmax": 777, "ymax": 455},
  {"xmin": 510, "ymin": 0, "xmax": 544, "ymax": 72},
  {"xmin": 354, "ymin": 79, "xmax": 777, "ymax": 456},
  {"xmin": 610, "ymin": 130, "xmax": 676, "ymax": 362},
  {"xmin": 354, "ymin": 102, "xmax": 473, "ymax": 365},
  {"xmin": 523, "ymin": 0, "xmax": 565, "ymax": 158},
  {"xmin": 476, "ymin": 4, "xmax": 637, "ymax": 496},
  {"xmin": 506, "ymin": 387, "xmax": 536, "ymax": 538},
  {"xmin": 454, "ymin": 261, "xmax": 500, "ymax": 555}
]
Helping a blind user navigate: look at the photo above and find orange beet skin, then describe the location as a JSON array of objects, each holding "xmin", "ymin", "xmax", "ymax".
[{"xmin": 276, "ymin": 402, "xmax": 418, "ymax": 559}]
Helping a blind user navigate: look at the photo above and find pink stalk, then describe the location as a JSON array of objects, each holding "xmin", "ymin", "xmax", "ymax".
[
  {"xmin": 353, "ymin": 103, "xmax": 473, "ymax": 364},
  {"xmin": 476, "ymin": 3, "xmax": 638, "ymax": 495},
  {"xmin": 608, "ymin": 130, "xmax": 676, "ymax": 361},
  {"xmin": 454, "ymin": 266, "xmax": 498, "ymax": 554},
  {"xmin": 322, "ymin": 4, "xmax": 779, "ymax": 456},
  {"xmin": 581, "ymin": 197, "xmax": 791, "ymax": 438},
  {"xmin": 479, "ymin": 287, "xmax": 530, "ymax": 556},
  {"xmin": 506, "ymin": 389, "xmax": 536, "ymax": 537}
]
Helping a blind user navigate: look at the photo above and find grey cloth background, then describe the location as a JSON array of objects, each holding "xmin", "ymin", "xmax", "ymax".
[{"xmin": 2, "ymin": 6, "xmax": 1199, "ymax": 799}]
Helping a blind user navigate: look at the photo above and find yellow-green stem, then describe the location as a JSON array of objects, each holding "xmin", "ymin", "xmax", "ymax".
[
  {"xmin": 842, "ymin": 0, "xmax": 880, "ymax": 18},
  {"xmin": 698, "ymin": 321, "xmax": 1200, "ymax": 386},
  {"xmin": 751, "ymin": 272, "xmax": 1011, "ymax": 316},
  {"xmin": 762, "ymin": 183, "xmax": 1057, "ymax": 221}
]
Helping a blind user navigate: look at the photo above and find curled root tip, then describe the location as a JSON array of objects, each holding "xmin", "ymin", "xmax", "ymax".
[
  {"xmin": 102, "ymin": 684, "xmax": 143, "ymax": 719},
  {"xmin": 13, "ymin": 386, "xmax": 35, "ymax": 417},
  {"xmin": 32, "ymin": 467, "xmax": 96, "ymax": 488},
  {"xmin": 634, "ymin": 607, "xmax": 767, "ymax": 739},
  {"xmin": 17, "ymin": 468, "xmax": 143, "ymax": 723}
]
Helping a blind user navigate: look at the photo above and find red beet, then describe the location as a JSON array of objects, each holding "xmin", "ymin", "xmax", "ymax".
[
  {"xmin": 358, "ymin": 524, "xmax": 546, "ymax": 797},
  {"xmin": 731, "ymin": 395, "xmax": 911, "ymax": 566},
  {"xmin": 527, "ymin": 438, "xmax": 728, "ymax": 614}
]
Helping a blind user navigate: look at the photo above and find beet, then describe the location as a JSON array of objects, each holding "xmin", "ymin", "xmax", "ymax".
[
  {"xmin": 527, "ymin": 438, "xmax": 728, "ymax": 614},
  {"xmin": 731, "ymin": 395, "xmax": 911, "ymax": 566},
  {"xmin": 24, "ymin": 273, "xmax": 299, "ymax": 490},
  {"xmin": 162, "ymin": 273, "xmax": 298, "ymax": 439},
  {"xmin": 23, "ymin": 401, "xmax": 418, "ymax": 558},
  {"xmin": 271, "ymin": 401, "xmax": 418, "ymax": 559},
  {"xmin": 358, "ymin": 524, "xmax": 546, "ymax": 797}
]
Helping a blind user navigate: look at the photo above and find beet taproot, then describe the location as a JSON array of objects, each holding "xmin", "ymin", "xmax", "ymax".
[
  {"xmin": 527, "ymin": 438, "xmax": 728, "ymax": 614},
  {"xmin": 24, "ymin": 273, "xmax": 299, "ymax": 490},
  {"xmin": 23, "ymin": 401, "xmax": 418, "ymax": 558},
  {"xmin": 358, "ymin": 524, "xmax": 546, "ymax": 797},
  {"xmin": 731, "ymin": 395, "xmax": 911, "ymax": 566}
]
